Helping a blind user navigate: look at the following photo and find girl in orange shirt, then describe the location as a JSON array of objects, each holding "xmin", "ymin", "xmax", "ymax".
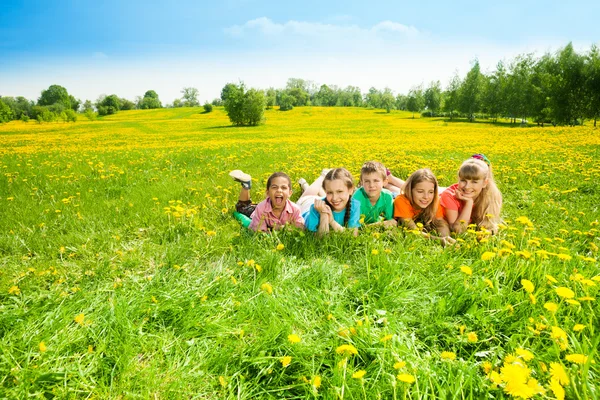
[{"xmin": 393, "ymin": 169, "xmax": 454, "ymax": 245}]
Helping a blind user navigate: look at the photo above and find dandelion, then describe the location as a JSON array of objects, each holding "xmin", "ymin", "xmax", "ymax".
[
  {"xmin": 546, "ymin": 274, "xmax": 558, "ymax": 284},
  {"xmin": 261, "ymin": 282, "xmax": 273, "ymax": 295},
  {"xmin": 280, "ymin": 356, "xmax": 292, "ymax": 367},
  {"xmin": 566, "ymin": 299, "xmax": 580, "ymax": 306},
  {"xmin": 556, "ymin": 253, "xmax": 572, "ymax": 261},
  {"xmin": 219, "ymin": 376, "xmax": 227, "ymax": 388},
  {"xmin": 481, "ymin": 251, "xmax": 496, "ymax": 261},
  {"xmin": 489, "ymin": 371, "xmax": 502, "ymax": 386},
  {"xmin": 276, "ymin": 243, "xmax": 284, "ymax": 251},
  {"xmin": 39, "ymin": 342, "xmax": 47, "ymax": 352},
  {"xmin": 521, "ymin": 279, "xmax": 535, "ymax": 293},
  {"xmin": 573, "ymin": 324, "xmax": 585, "ymax": 332},
  {"xmin": 467, "ymin": 332, "xmax": 478, "ymax": 343},
  {"xmin": 529, "ymin": 294, "xmax": 536, "ymax": 304},
  {"xmin": 371, "ymin": 249, "xmax": 379, "ymax": 255},
  {"xmin": 460, "ymin": 265, "xmax": 472, "ymax": 276},
  {"xmin": 74, "ymin": 313, "xmax": 85, "ymax": 325},
  {"xmin": 380, "ymin": 334, "xmax": 393, "ymax": 343},
  {"xmin": 549, "ymin": 378, "xmax": 565, "ymax": 400},
  {"xmin": 484, "ymin": 278, "xmax": 494, "ymax": 289},
  {"xmin": 441, "ymin": 351, "xmax": 456, "ymax": 361},
  {"xmin": 516, "ymin": 348, "xmax": 534, "ymax": 361},
  {"xmin": 312, "ymin": 375, "xmax": 322, "ymax": 388},
  {"xmin": 8, "ymin": 286, "xmax": 20, "ymax": 295},
  {"xmin": 396, "ymin": 373, "xmax": 415, "ymax": 383},
  {"xmin": 565, "ymin": 354, "xmax": 588, "ymax": 364},
  {"xmin": 555, "ymin": 287, "xmax": 575, "ymax": 299},
  {"xmin": 393, "ymin": 361, "xmax": 406, "ymax": 369},
  {"xmin": 287, "ymin": 334, "xmax": 301, "ymax": 344},
  {"xmin": 352, "ymin": 370, "xmax": 366, "ymax": 379},
  {"xmin": 549, "ymin": 362, "xmax": 569, "ymax": 385},
  {"xmin": 336, "ymin": 344, "xmax": 358, "ymax": 356},
  {"xmin": 544, "ymin": 302, "xmax": 558, "ymax": 312}
]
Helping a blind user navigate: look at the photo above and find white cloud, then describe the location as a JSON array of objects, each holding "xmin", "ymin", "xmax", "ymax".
[{"xmin": 224, "ymin": 17, "xmax": 418, "ymax": 39}]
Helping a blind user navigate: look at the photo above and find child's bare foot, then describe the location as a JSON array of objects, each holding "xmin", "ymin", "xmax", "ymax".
[
  {"xmin": 298, "ymin": 178, "xmax": 309, "ymax": 192},
  {"xmin": 229, "ymin": 170, "xmax": 252, "ymax": 189}
]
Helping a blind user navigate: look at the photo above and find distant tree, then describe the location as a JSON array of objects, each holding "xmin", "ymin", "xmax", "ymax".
[
  {"xmin": 406, "ymin": 86, "xmax": 424, "ymax": 118},
  {"xmin": 64, "ymin": 109, "xmax": 77, "ymax": 122},
  {"xmin": 424, "ymin": 81, "xmax": 442, "ymax": 116},
  {"xmin": 138, "ymin": 90, "xmax": 162, "ymax": 109},
  {"xmin": 381, "ymin": 88, "xmax": 395, "ymax": 113},
  {"xmin": 82, "ymin": 100, "xmax": 94, "ymax": 112},
  {"xmin": 459, "ymin": 60, "xmax": 483, "ymax": 121},
  {"xmin": 211, "ymin": 98, "xmax": 223, "ymax": 106},
  {"xmin": 203, "ymin": 102, "xmax": 213, "ymax": 113},
  {"xmin": 120, "ymin": 98, "xmax": 136, "ymax": 110},
  {"xmin": 481, "ymin": 62, "xmax": 506, "ymax": 122},
  {"xmin": 68, "ymin": 95, "xmax": 81, "ymax": 112},
  {"xmin": 278, "ymin": 93, "xmax": 294, "ymax": 111},
  {"xmin": 97, "ymin": 94, "xmax": 121, "ymax": 115},
  {"xmin": 395, "ymin": 94, "xmax": 407, "ymax": 111},
  {"xmin": 585, "ymin": 44, "xmax": 600, "ymax": 126},
  {"xmin": 365, "ymin": 87, "xmax": 382, "ymax": 108},
  {"xmin": 181, "ymin": 87, "xmax": 200, "ymax": 107},
  {"xmin": 172, "ymin": 98, "xmax": 184, "ymax": 108},
  {"xmin": 0, "ymin": 96, "xmax": 33, "ymax": 120},
  {"xmin": 223, "ymin": 82, "xmax": 266, "ymax": 125},
  {"xmin": 443, "ymin": 72, "xmax": 461, "ymax": 119},
  {"xmin": 221, "ymin": 83, "xmax": 237, "ymax": 103},
  {"xmin": 0, "ymin": 99, "xmax": 12, "ymax": 123},
  {"xmin": 265, "ymin": 88, "xmax": 276, "ymax": 109},
  {"xmin": 38, "ymin": 85, "xmax": 71, "ymax": 109}
]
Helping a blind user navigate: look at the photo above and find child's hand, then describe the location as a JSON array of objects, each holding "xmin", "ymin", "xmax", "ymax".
[
  {"xmin": 383, "ymin": 219, "xmax": 397, "ymax": 228},
  {"xmin": 440, "ymin": 236, "xmax": 457, "ymax": 247},
  {"xmin": 314, "ymin": 199, "xmax": 329, "ymax": 214},
  {"xmin": 454, "ymin": 188, "xmax": 473, "ymax": 202}
]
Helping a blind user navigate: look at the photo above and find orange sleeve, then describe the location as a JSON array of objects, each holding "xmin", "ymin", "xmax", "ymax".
[
  {"xmin": 435, "ymin": 205, "xmax": 445, "ymax": 219},
  {"xmin": 393, "ymin": 195, "xmax": 416, "ymax": 219}
]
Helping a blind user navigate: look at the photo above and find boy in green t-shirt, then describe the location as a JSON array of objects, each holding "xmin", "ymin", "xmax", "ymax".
[{"xmin": 352, "ymin": 161, "xmax": 397, "ymax": 227}]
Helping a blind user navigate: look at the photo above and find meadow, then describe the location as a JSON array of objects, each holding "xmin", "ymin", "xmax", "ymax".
[{"xmin": 0, "ymin": 106, "xmax": 598, "ymax": 399}]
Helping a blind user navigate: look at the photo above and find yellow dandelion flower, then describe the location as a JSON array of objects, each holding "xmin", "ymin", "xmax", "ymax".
[
  {"xmin": 556, "ymin": 253, "xmax": 572, "ymax": 261},
  {"xmin": 460, "ymin": 265, "xmax": 472, "ymax": 276},
  {"xmin": 573, "ymin": 324, "xmax": 585, "ymax": 332},
  {"xmin": 8, "ymin": 286, "xmax": 21, "ymax": 295},
  {"xmin": 481, "ymin": 251, "xmax": 496, "ymax": 261},
  {"xmin": 287, "ymin": 334, "xmax": 301, "ymax": 344},
  {"xmin": 484, "ymin": 278, "xmax": 494, "ymax": 289},
  {"xmin": 565, "ymin": 354, "xmax": 588, "ymax": 364},
  {"xmin": 312, "ymin": 375, "xmax": 322, "ymax": 388},
  {"xmin": 566, "ymin": 299, "xmax": 580, "ymax": 306},
  {"xmin": 393, "ymin": 361, "xmax": 406, "ymax": 369},
  {"xmin": 544, "ymin": 302, "xmax": 558, "ymax": 312},
  {"xmin": 352, "ymin": 370, "xmax": 366, "ymax": 379},
  {"xmin": 549, "ymin": 378, "xmax": 565, "ymax": 400},
  {"xmin": 516, "ymin": 348, "xmax": 534, "ymax": 361},
  {"xmin": 74, "ymin": 313, "xmax": 85, "ymax": 325},
  {"xmin": 371, "ymin": 249, "xmax": 379, "ymax": 255},
  {"xmin": 261, "ymin": 282, "xmax": 273, "ymax": 295},
  {"xmin": 441, "ymin": 351, "xmax": 456, "ymax": 361},
  {"xmin": 380, "ymin": 334, "xmax": 393, "ymax": 343},
  {"xmin": 521, "ymin": 279, "xmax": 535, "ymax": 293},
  {"xmin": 489, "ymin": 371, "xmax": 502, "ymax": 386},
  {"xmin": 467, "ymin": 332, "xmax": 478, "ymax": 343},
  {"xmin": 396, "ymin": 373, "xmax": 415, "ymax": 383},
  {"xmin": 39, "ymin": 342, "xmax": 47, "ymax": 352},
  {"xmin": 555, "ymin": 287, "xmax": 575, "ymax": 299},
  {"xmin": 280, "ymin": 356, "xmax": 292, "ymax": 367},
  {"xmin": 219, "ymin": 376, "xmax": 227, "ymax": 388},
  {"xmin": 336, "ymin": 344, "xmax": 358, "ymax": 356},
  {"xmin": 529, "ymin": 294, "xmax": 537, "ymax": 304},
  {"xmin": 549, "ymin": 362, "xmax": 569, "ymax": 386},
  {"xmin": 276, "ymin": 243, "xmax": 284, "ymax": 251},
  {"xmin": 551, "ymin": 326, "xmax": 567, "ymax": 340}
]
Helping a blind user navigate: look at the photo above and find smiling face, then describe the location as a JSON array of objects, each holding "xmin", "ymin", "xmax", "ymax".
[
  {"xmin": 457, "ymin": 175, "xmax": 487, "ymax": 200},
  {"xmin": 324, "ymin": 178, "xmax": 353, "ymax": 212},
  {"xmin": 360, "ymin": 172, "xmax": 387, "ymax": 201},
  {"xmin": 266, "ymin": 176, "xmax": 292, "ymax": 211},
  {"xmin": 411, "ymin": 181, "xmax": 436, "ymax": 209}
]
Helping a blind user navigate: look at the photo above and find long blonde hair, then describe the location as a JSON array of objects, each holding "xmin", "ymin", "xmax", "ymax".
[
  {"xmin": 402, "ymin": 168, "xmax": 439, "ymax": 227},
  {"xmin": 322, "ymin": 168, "xmax": 355, "ymax": 226},
  {"xmin": 458, "ymin": 158, "xmax": 502, "ymax": 232}
]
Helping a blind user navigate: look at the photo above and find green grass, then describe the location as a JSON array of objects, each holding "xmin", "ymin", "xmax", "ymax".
[{"xmin": 0, "ymin": 106, "xmax": 598, "ymax": 398}]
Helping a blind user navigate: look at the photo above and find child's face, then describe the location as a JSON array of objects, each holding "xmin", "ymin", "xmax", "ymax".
[
  {"xmin": 324, "ymin": 179, "xmax": 352, "ymax": 212},
  {"xmin": 411, "ymin": 181, "xmax": 435, "ymax": 209},
  {"xmin": 266, "ymin": 177, "xmax": 292, "ymax": 211},
  {"xmin": 458, "ymin": 175, "xmax": 487, "ymax": 200},
  {"xmin": 360, "ymin": 172, "xmax": 387, "ymax": 200}
]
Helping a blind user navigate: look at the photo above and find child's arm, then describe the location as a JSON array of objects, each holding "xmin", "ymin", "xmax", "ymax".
[
  {"xmin": 248, "ymin": 207, "xmax": 268, "ymax": 232},
  {"xmin": 314, "ymin": 199, "xmax": 333, "ymax": 236},
  {"xmin": 433, "ymin": 218, "xmax": 456, "ymax": 246},
  {"xmin": 446, "ymin": 197, "xmax": 474, "ymax": 234}
]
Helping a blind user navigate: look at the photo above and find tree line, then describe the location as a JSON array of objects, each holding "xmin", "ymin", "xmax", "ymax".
[{"xmin": 1, "ymin": 42, "xmax": 598, "ymax": 127}]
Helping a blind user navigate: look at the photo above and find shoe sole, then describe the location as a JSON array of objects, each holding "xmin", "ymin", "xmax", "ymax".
[{"xmin": 229, "ymin": 170, "xmax": 251, "ymax": 182}]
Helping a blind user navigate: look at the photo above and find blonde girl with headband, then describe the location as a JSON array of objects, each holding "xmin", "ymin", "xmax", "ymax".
[
  {"xmin": 440, "ymin": 154, "xmax": 503, "ymax": 234},
  {"xmin": 297, "ymin": 168, "xmax": 361, "ymax": 236},
  {"xmin": 394, "ymin": 168, "xmax": 455, "ymax": 245}
]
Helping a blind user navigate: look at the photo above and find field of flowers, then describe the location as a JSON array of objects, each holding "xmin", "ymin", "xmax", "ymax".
[{"xmin": 0, "ymin": 106, "xmax": 598, "ymax": 399}]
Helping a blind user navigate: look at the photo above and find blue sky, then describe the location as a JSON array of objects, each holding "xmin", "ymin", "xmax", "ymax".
[{"xmin": 1, "ymin": 0, "xmax": 599, "ymax": 104}]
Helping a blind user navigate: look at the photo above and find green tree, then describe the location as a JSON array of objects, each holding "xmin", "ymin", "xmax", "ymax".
[
  {"xmin": 459, "ymin": 60, "xmax": 483, "ymax": 121},
  {"xmin": 381, "ymin": 88, "xmax": 395, "ymax": 113},
  {"xmin": 481, "ymin": 62, "xmax": 506, "ymax": 122},
  {"xmin": 138, "ymin": 90, "xmax": 162, "ymax": 109},
  {"xmin": 223, "ymin": 83, "xmax": 266, "ymax": 125},
  {"xmin": 38, "ymin": 85, "xmax": 71, "ymax": 108},
  {"xmin": 443, "ymin": 72, "xmax": 461, "ymax": 119},
  {"xmin": 585, "ymin": 45, "xmax": 600, "ymax": 126},
  {"xmin": 424, "ymin": 81, "xmax": 442, "ymax": 116},
  {"xmin": 203, "ymin": 102, "xmax": 213, "ymax": 113},
  {"xmin": 406, "ymin": 86, "xmax": 424, "ymax": 118},
  {"xmin": 96, "ymin": 94, "xmax": 121, "ymax": 115},
  {"xmin": 181, "ymin": 87, "xmax": 200, "ymax": 107},
  {"xmin": 82, "ymin": 100, "xmax": 94, "ymax": 112},
  {"xmin": 365, "ymin": 87, "xmax": 382, "ymax": 108},
  {"xmin": 265, "ymin": 88, "xmax": 276, "ymax": 109},
  {"xmin": 0, "ymin": 99, "xmax": 13, "ymax": 122},
  {"xmin": 69, "ymin": 95, "xmax": 81, "ymax": 112},
  {"xmin": 395, "ymin": 94, "xmax": 407, "ymax": 111},
  {"xmin": 120, "ymin": 98, "xmax": 136, "ymax": 110},
  {"xmin": 278, "ymin": 93, "xmax": 294, "ymax": 111},
  {"xmin": 221, "ymin": 83, "xmax": 237, "ymax": 103}
]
